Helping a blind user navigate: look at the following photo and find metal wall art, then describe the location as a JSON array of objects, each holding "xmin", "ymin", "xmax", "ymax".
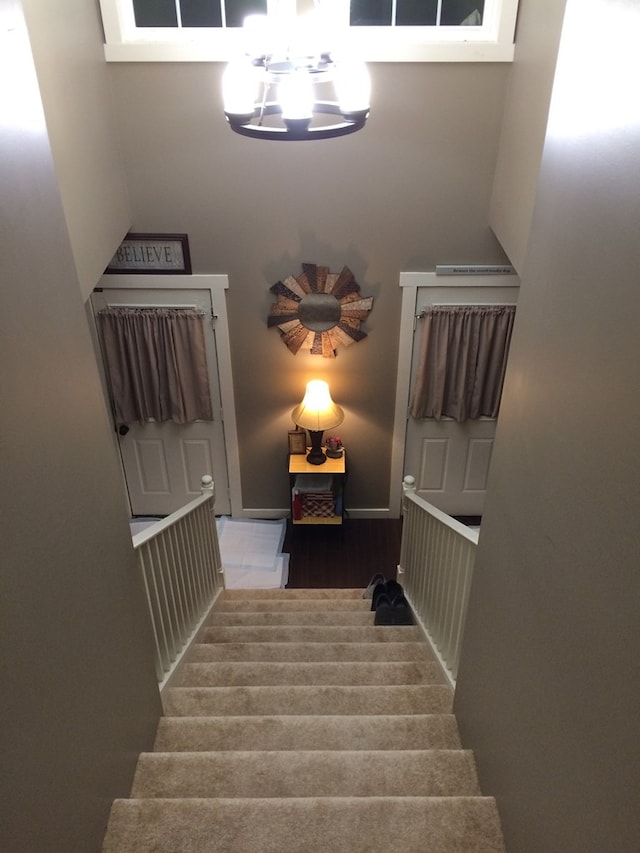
[{"xmin": 267, "ymin": 263, "xmax": 373, "ymax": 357}]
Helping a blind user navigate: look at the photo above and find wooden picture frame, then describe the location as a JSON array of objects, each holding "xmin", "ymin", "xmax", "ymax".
[
  {"xmin": 104, "ymin": 233, "xmax": 192, "ymax": 275},
  {"xmin": 288, "ymin": 429, "xmax": 307, "ymax": 455}
]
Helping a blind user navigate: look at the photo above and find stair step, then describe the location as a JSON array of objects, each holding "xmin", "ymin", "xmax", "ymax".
[
  {"xmin": 209, "ymin": 611, "xmax": 376, "ymax": 626},
  {"xmin": 178, "ymin": 660, "xmax": 444, "ymax": 687},
  {"xmin": 103, "ymin": 796, "xmax": 507, "ymax": 853},
  {"xmin": 188, "ymin": 641, "xmax": 433, "ymax": 663},
  {"xmin": 200, "ymin": 625, "xmax": 420, "ymax": 644},
  {"xmin": 153, "ymin": 715, "xmax": 463, "ymax": 752},
  {"xmin": 220, "ymin": 588, "xmax": 366, "ymax": 600},
  {"xmin": 214, "ymin": 598, "xmax": 372, "ymax": 613},
  {"xmin": 131, "ymin": 750, "xmax": 480, "ymax": 798},
  {"xmin": 163, "ymin": 685, "xmax": 453, "ymax": 717}
]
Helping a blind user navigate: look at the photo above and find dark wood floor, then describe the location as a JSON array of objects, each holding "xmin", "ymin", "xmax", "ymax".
[{"xmin": 283, "ymin": 518, "xmax": 403, "ymax": 590}]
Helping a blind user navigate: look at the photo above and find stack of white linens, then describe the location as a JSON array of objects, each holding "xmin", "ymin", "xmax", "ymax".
[{"xmin": 216, "ymin": 516, "xmax": 289, "ymax": 589}]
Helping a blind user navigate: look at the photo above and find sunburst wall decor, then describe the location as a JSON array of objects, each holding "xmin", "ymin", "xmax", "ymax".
[{"xmin": 267, "ymin": 263, "xmax": 373, "ymax": 357}]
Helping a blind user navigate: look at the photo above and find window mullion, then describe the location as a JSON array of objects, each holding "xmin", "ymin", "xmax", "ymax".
[{"xmin": 175, "ymin": 0, "xmax": 182, "ymax": 28}]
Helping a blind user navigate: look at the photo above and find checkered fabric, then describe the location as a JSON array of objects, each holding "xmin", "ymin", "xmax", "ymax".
[{"xmin": 302, "ymin": 494, "xmax": 335, "ymax": 517}]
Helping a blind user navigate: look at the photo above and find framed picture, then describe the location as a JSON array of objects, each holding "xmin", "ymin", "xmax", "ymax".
[
  {"xmin": 104, "ymin": 233, "xmax": 192, "ymax": 275},
  {"xmin": 288, "ymin": 429, "xmax": 307, "ymax": 455}
]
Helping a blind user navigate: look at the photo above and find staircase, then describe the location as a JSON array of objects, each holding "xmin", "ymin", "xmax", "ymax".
[{"xmin": 102, "ymin": 589, "xmax": 506, "ymax": 852}]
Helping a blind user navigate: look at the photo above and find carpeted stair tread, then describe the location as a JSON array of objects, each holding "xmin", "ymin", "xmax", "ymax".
[
  {"xmin": 200, "ymin": 625, "xmax": 420, "ymax": 644},
  {"xmin": 220, "ymin": 588, "xmax": 365, "ymax": 600},
  {"xmin": 131, "ymin": 749, "xmax": 481, "ymax": 798},
  {"xmin": 163, "ymin": 684, "xmax": 453, "ymax": 716},
  {"xmin": 102, "ymin": 796, "xmax": 507, "ymax": 853},
  {"xmin": 178, "ymin": 660, "xmax": 445, "ymax": 687},
  {"xmin": 153, "ymin": 714, "xmax": 463, "ymax": 752},
  {"xmin": 213, "ymin": 598, "xmax": 372, "ymax": 613},
  {"xmin": 209, "ymin": 610, "xmax": 377, "ymax": 626},
  {"xmin": 187, "ymin": 640, "xmax": 434, "ymax": 663}
]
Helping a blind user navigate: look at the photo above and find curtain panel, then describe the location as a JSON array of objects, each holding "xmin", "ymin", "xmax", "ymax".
[
  {"xmin": 410, "ymin": 305, "xmax": 516, "ymax": 422},
  {"xmin": 98, "ymin": 308, "xmax": 213, "ymax": 425}
]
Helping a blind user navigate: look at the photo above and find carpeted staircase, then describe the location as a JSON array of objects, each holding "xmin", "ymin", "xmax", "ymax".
[{"xmin": 102, "ymin": 589, "xmax": 506, "ymax": 852}]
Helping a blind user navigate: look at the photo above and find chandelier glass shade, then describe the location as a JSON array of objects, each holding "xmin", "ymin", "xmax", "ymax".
[{"xmin": 222, "ymin": 4, "xmax": 370, "ymax": 141}]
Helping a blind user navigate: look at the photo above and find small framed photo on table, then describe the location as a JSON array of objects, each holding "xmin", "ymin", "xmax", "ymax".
[{"xmin": 288, "ymin": 429, "xmax": 307, "ymax": 455}]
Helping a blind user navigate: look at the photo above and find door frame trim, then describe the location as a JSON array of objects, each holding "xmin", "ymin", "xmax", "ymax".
[
  {"xmin": 390, "ymin": 271, "xmax": 520, "ymax": 517},
  {"xmin": 96, "ymin": 273, "xmax": 242, "ymax": 517}
]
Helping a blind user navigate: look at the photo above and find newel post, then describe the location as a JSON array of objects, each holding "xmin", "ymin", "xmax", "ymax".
[
  {"xmin": 402, "ymin": 475, "xmax": 416, "ymax": 512},
  {"xmin": 201, "ymin": 474, "xmax": 215, "ymax": 498}
]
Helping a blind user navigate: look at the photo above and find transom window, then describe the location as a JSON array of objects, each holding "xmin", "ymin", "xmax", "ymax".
[
  {"xmin": 130, "ymin": 0, "xmax": 486, "ymax": 29},
  {"xmin": 99, "ymin": 0, "xmax": 518, "ymax": 62}
]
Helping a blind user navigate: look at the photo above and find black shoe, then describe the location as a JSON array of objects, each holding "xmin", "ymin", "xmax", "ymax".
[
  {"xmin": 374, "ymin": 593, "xmax": 394, "ymax": 625},
  {"xmin": 371, "ymin": 579, "xmax": 404, "ymax": 612},
  {"xmin": 363, "ymin": 573, "xmax": 386, "ymax": 600},
  {"xmin": 391, "ymin": 594, "xmax": 413, "ymax": 625}
]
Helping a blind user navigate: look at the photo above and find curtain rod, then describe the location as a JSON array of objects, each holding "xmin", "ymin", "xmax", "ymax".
[
  {"xmin": 416, "ymin": 303, "xmax": 516, "ymax": 318},
  {"xmin": 104, "ymin": 303, "xmax": 201, "ymax": 310}
]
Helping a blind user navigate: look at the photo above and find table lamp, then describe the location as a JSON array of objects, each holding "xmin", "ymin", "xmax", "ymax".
[{"xmin": 291, "ymin": 380, "xmax": 344, "ymax": 465}]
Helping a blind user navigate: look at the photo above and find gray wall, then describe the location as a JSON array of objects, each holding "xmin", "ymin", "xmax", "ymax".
[
  {"xmin": 454, "ymin": 1, "xmax": 640, "ymax": 850},
  {"xmin": 22, "ymin": 0, "xmax": 131, "ymax": 300},
  {"xmin": 489, "ymin": 0, "xmax": 566, "ymax": 273},
  {"xmin": 106, "ymin": 61, "xmax": 511, "ymax": 512},
  {"xmin": 0, "ymin": 3, "xmax": 161, "ymax": 850}
]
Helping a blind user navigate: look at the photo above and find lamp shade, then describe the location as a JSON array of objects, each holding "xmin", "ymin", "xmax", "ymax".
[{"xmin": 291, "ymin": 380, "xmax": 344, "ymax": 431}]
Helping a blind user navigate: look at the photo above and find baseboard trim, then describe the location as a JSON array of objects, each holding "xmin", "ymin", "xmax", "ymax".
[{"xmin": 239, "ymin": 507, "xmax": 393, "ymax": 520}]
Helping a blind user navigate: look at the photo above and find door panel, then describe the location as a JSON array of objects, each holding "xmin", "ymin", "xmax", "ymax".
[
  {"xmin": 91, "ymin": 287, "xmax": 231, "ymax": 516},
  {"xmin": 464, "ymin": 438, "xmax": 494, "ymax": 491},
  {"xmin": 133, "ymin": 438, "xmax": 170, "ymax": 494},
  {"xmin": 181, "ymin": 439, "xmax": 213, "ymax": 493}
]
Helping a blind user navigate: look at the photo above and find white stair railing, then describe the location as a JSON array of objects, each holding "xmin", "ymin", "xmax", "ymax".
[
  {"xmin": 132, "ymin": 475, "xmax": 224, "ymax": 684},
  {"xmin": 398, "ymin": 475, "xmax": 479, "ymax": 687}
]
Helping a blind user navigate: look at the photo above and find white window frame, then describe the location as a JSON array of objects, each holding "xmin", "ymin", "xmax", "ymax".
[{"xmin": 99, "ymin": 0, "xmax": 519, "ymax": 62}]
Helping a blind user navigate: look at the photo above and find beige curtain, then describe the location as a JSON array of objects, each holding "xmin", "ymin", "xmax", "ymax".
[
  {"xmin": 98, "ymin": 308, "xmax": 213, "ymax": 425},
  {"xmin": 410, "ymin": 305, "xmax": 516, "ymax": 422}
]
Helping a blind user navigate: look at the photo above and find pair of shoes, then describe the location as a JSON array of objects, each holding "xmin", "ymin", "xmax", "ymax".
[
  {"xmin": 363, "ymin": 573, "xmax": 386, "ymax": 600},
  {"xmin": 371, "ymin": 579, "xmax": 403, "ymax": 612},
  {"xmin": 371, "ymin": 578, "xmax": 414, "ymax": 626},
  {"xmin": 374, "ymin": 592, "xmax": 413, "ymax": 626}
]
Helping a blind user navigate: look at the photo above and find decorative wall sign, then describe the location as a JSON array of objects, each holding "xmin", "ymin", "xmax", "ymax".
[
  {"xmin": 267, "ymin": 263, "xmax": 373, "ymax": 357},
  {"xmin": 105, "ymin": 233, "xmax": 192, "ymax": 274}
]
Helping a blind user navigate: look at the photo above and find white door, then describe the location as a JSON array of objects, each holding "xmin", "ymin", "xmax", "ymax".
[
  {"xmin": 404, "ymin": 280, "xmax": 519, "ymax": 516},
  {"xmin": 91, "ymin": 286, "xmax": 231, "ymax": 517}
]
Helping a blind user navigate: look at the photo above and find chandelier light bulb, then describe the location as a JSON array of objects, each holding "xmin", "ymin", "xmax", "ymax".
[
  {"xmin": 280, "ymin": 69, "xmax": 314, "ymax": 123},
  {"xmin": 335, "ymin": 60, "xmax": 371, "ymax": 116},
  {"xmin": 222, "ymin": 59, "xmax": 258, "ymax": 122}
]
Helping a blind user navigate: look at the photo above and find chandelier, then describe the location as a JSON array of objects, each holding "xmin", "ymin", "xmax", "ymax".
[{"xmin": 222, "ymin": 2, "xmax": 371, "ymax": 141}]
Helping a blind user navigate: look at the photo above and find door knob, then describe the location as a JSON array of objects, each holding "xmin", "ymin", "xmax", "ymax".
[{"xmin": 118, "ymin": 424, "xmax": 130, "ymax": 436}]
